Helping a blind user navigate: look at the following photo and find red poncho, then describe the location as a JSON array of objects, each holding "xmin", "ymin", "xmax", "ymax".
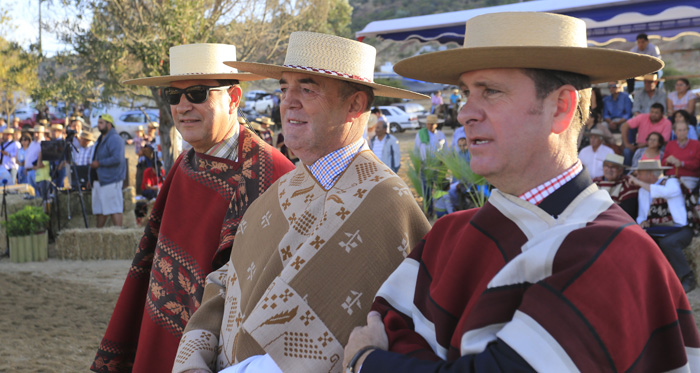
[{"xmin": 91, "ymin": 128, "xmax": 294, "ymax": 372}]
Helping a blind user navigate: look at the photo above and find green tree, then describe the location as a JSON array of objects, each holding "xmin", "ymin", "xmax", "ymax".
[
  {"xmin": 56, "ymin": 0, "xmax": 352, "ymax": 173},
  {"xmin": 0, "ymin": 38, "xmax": 40, "ymax": 123}
]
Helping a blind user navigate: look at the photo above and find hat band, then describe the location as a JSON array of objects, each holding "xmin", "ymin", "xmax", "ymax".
[{"xmin": 283, "ymin": 65, "xmax": 372, "ymax": 83}]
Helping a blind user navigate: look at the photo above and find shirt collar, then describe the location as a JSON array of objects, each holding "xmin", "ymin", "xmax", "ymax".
[
  {"xmin": 204, "ymin": 123, "xmax": 240, "ymax": 161},
  {"xmin": 307, "ymin": 138, "xmax": 368, "ymax": 190},
  {"xmin": 519, "ymin": 161, "xmax": 591, "ymax": 218}
]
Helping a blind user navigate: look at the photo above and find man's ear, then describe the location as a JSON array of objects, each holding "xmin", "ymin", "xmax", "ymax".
[
  {"xmin": 346, "ymin": 91, "xmax": 369, "ymax": 122},
  {"xmin": 551, "ymin": 85, "xmax": 578, "ymax": 135},
  {"xmin": 228, "ymin": 85, "xmax": 243, "ymax": 114}
]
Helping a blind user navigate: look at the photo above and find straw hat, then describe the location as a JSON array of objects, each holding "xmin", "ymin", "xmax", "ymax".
[
  {"xmin": 79, "ymin": 131, "xmax": 95, "ymax": 141},
  {"xmin": 634, "ymin": 73, "xmax": 659, "ymax": 81},
  {"xmin": 628, "ymin": 159, "xmax": 671, "ymax": 171},
  {"xmin": 136, "ymin": 125, "xmax": 144, "ymax": 132},
  {"xmin": 124, "ymin": 44, "xmax": 263, "ymax": 86},
  {"xmin": 2, "ymin": 128, "xmax": 14, "ymax": 135},
  {"xmin": 585, "ymin": 128, "xmax": 606, "ymax": 138},
  {"xmin": 34, "ymin": 125, "xmax": 46, "ymax": 133},
  {"xmin": 38, "ymin": 119, "xmax": 49, "ymax": 125},
  {"xmin": 603, "ymin": 153, "xmax": 625, "ymax": 167},
  {"xmin": 249, "ymin": 119, "xmax": 263, "ymax": 131},
  {"xmin": 50, "ymin": 124, "xmax": 64, "ymax": 131},
  {"xmin": 224, "ymin": 32, "xmax": 426, "ymax": 100},
  {"xmin": 257, "ymin": 117, "xmax": 274, "ymax": 127},
  {"xmin": 393, "ymin": 12, "xmax": 663, "ymax": 85},
  {"xmin": 425, "ymin": 114, "xmax": 444, "ymax": 124},
  {"xmin": 148, "ymin": 121, "xmax": 159, "ymax": 128}
]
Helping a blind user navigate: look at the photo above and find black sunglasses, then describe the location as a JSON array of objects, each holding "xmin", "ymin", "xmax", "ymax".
[{"xmin": 163, "ymin": 85, "xmax": 231, "ymax": 105}]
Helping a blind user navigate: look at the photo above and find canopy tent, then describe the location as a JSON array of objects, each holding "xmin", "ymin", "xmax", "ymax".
[{"xmin": 355, "ymin": 0, "xmax": 700, "ymax": 46}]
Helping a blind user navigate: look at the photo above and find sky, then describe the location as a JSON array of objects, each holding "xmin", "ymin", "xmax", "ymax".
[{"xmin": 2, "ymin": 0, "xmax": 86, "ymax": 56}]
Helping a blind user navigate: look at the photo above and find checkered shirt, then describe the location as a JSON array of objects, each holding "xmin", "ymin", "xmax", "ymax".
[
  {"xmin": 205, "ymin": 124, "xmax": 240, "ymax": 161},
  {"xmin": 519, "ymin": 161, "xmax": 583, "ymax": 205},
  {"xmin": 73, "ymin": 144, "xmax": 95, "ymax": 166},
  {"xmin": 308, "ymin": 138, "xmax": 368, "ymax": 190}
]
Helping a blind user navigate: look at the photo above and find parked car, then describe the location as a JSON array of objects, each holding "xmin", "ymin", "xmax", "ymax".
[
  {"xmin": 253, "ymin": 94, "xmax": 276, "ymax": 115},
  {"xmin": 12, "ymin": 108, "xmax": 34, "ymax": 121},
  {"xmin": 243, "ymin": 90, "xmax": 269, "ymax": 109},
  {"xmin": 378, "ymin": 106, "xmax": 419, "ymax": 132},
  {"xmin": 391, "ymin": 102, "xmax": 428, "ymax": 119},
  {"xmin": 113, "ymin": 109, "xmax": 160, "ymax": 140},
  {"xmin": 18, "ymin": 113, "xmax": 66, "ymax": 129}
]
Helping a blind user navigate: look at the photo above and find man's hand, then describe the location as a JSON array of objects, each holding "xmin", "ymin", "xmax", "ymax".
[
  {"xmin": 343, "ymin": 311, "xmax": 389, "ymax": 369},
  {"xmin": 640, "ymin": 220, "xmax": 650, "ymax": 228},
  {"xmin": 90, "ymin": 160, "xmax": 99, "ymax": 169},
  {"xmin": 624, "ymin": 142, "xmax": 636, "ymax": 152},
  {"xmin": 665, "ymin": 155, "xmax": 681, "ymax": 167},
  {"xmin": 1, "ymin": 150, "xmax": 8, "ymax": 156}
]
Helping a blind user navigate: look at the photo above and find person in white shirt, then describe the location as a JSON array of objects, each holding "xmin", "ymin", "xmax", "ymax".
[
  {"xmin": 414, "ymin": 114, "xmax": 446, "ymax": 160},
  {"xmin": 369, "ymin": 122, "xmax": 401, "ymax": 172},
  {"xmin": 629, "ymin": 159, "xmax": 696, "ymax": 292},
  {"xmin": 578, "ymin": 128, "xmax": 614, "ymax": 178}
]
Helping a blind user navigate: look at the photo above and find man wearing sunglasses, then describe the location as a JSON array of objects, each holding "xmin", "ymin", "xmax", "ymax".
[{"xmin": 91, "ymin": 44, "xmax": 294, "ymax": 373}]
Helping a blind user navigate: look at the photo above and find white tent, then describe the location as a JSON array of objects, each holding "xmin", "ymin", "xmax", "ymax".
[{"xmin": 356, "ymin": 0, "xmax": 700, "ymax": 46}]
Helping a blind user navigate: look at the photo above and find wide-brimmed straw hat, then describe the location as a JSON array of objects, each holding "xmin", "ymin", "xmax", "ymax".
[
  {"xmin": 628, "ymin": 159, "xmax": 671, "ymax": 171},
  {"xmin": 123, "ymin": 44, "xmax": 263, "ymax": 86},
  {"xmin": 2, "ymin": 128, "xmax": 15, "ymax": 135},
  {"xmin": 634, "ymin": 73, "xmax": 660, "ymax": 81},
  {"xmin": 224, "ymin": 32, "xmax": 426, "ymax": 100},
  {"xmin": 425, "ymin": 114, "xmax": 444, "ymax": 124},
  {"xmin": 256, "ymin": 117, "xmax": 274, "ymax": 127},
  {"xmin": 50, "ymin": 124, "xmax": 64, "ymax": 131},
  {"xmin": 585, "ymin": 128, "xmax": 606, "ymax": 138},
  {"xmin": 603, "ymin": 153, "xmax": 625, "ymax": 167},
  {"xmin": 79, "ymin": 131, "xmax": 95, "ymax": 141},
  {"xmin": 393, "ymin": 12, "xmax": 663, "ymax": 85}
]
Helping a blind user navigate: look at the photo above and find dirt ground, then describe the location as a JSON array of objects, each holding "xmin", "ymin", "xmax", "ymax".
[{"xmin": 1, "ymin": 128, "xmax": 700, "ymax": 371}]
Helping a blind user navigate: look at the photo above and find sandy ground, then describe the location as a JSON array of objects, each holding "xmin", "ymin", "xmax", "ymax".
[{"xmin": 1, "ymin": 129, "xmax": 700, "ymax": 371}]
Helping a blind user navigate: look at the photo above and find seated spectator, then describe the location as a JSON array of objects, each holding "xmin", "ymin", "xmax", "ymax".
[
  {"xmin": 593, "ymin": 154, "xmax": 639, "ymax": 218},
  {"xmin": 667, "ymin": 78, "xmax": 696, "ymax": 121},
  {"xmin": 631, "ymin": 73, "xmax": 666, "ymax": 116},
  {"xmin": 671, "ymin": 109, "xmax": 698, "ymax": 140},
  {"xmin": 663, "ymin": 120, "xmax": 700, "ymax": 190},
  {"xmin": 578, "ymin": 111, "xmax": 616, "ymax": 151},
  {"xmin": 578, "ymin": 128, "xmax": 614, "ymax": 179},
  {"xmin": 603, "ymin": 80, "xmax": 633, "ymax": 132},
  {"xmin": 629, "ymin": 160, "xmax": 697, "ymax": 292},
  {"xmin": 621, "ymin": 103, "xmax": 671, "ymax": 165},
  {"xmin": 631, "ymin": 131, "xmax": 664, "ymax": 168}
]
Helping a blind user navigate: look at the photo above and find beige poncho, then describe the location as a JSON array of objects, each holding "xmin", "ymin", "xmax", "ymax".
[{"xmin": 173, "ymin": 150, "xmax": 431, "ymax": 372}]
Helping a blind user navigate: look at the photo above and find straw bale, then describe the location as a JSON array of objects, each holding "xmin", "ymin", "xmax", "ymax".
[
  {"xmin": 55, "ymin": 228, "xmax": 142, "ymax": 260},
  {"xmin": 685, "ymin": 236, "xmax": 700, "ymax": 280}
]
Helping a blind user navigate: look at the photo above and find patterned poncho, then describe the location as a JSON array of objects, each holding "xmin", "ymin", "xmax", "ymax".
[
  {"xmin": 173, "ymin": 150, "xmax": 431, "ymax": 372},
  {"xmin": 91, "ymin": 128, "xmax": 294, "ymax": 373},
  {"xmin": 364, "ymin": 179, "xmax": 700, "ymax": 371}
]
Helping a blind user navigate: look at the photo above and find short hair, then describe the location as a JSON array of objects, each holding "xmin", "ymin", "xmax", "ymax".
[
  {"xmin": 677, "ymin": 78, "xmax": 691, "ymax": 88},
  {"xmin": 650, "ymin": 103, "xmax": 665, "ymax": 113},
  {"xmin": 521, "ymin": 68, "xmax": 591, "ymax": 129},
  {"xmin": 672, "ymin": 109, "xmax": 693, "ymax": 124},
  {"xmin": 216, "ymin": 79, "xmax": 240, "ymax": 86},
  {"xmin": 377, "ymin": 121, "xmax": 388, "ymax": 130},
  {"xmin": 636, "ymin": 33, "xmax": 649, "ymax": 41},
  {"xmin": 339, "ymin": 81, "xmax": 375, "ymax": 112},
  {"xmin": 646, "ymin": 131, "xmax": 665, "ymax": 147}
]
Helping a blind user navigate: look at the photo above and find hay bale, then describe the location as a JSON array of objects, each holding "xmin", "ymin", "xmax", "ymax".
[
  {"xmin": 685, "ymin": 236, "xmax": 700, "ymax": 279},
  {"xmin": 55, "ymin": 227, "xmax": 143, "ymax": 260}
]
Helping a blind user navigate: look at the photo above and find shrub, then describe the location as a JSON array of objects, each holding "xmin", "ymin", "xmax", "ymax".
[{"xmin": 3, "ymin": 205, "xmax": 50, "ymax": 237}]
